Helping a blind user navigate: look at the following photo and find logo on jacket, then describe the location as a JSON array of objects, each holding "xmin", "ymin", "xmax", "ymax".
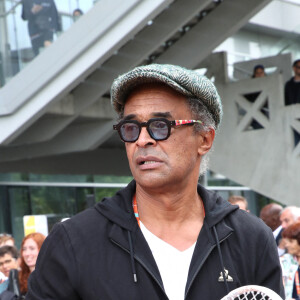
[{"xmin": 218, "ymin": 268, "xmax": 233, "ymax": 282}]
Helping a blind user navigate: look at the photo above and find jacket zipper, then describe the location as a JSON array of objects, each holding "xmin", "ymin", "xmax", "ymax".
[
  {"xmin": 184, "ymin": 232, "xmax": 233, "ymax": 299},
  {"xmin": 111, "ymin": 239, "xmax": 169, "ymax": 299},
  {"xmin": 184, "ymin": 245, "xmax": 215, "ymax": 299}
]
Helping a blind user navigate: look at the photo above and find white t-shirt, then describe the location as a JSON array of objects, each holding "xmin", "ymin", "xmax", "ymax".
[
  {"xmin": 0, "ymin": 271, "xmax": 7, "ymax": 281},
  {"xmin": 140, "ymin": 222, "xmax": 196, "ymax": 300}
]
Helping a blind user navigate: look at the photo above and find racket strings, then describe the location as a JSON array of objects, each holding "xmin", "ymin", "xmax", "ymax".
[{"xmin": 233, "ymin": 291, "xmax": 272, "ymax": 300}]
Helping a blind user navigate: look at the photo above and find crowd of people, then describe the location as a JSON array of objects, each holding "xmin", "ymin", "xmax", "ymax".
[
  {"xmin": 0, "ymin": 232, "xmax": 45, "ymax": 299},
  {"xmin": 2, "ymin": 203, "xmax": 300, "ymax": 299},
  {"xmin": 228, "ymin": 197, "xmax": 300, "ymax": 300},
  {"xmin": 250, "ymin": 60, "xmax": 300, "ymax": 105}
]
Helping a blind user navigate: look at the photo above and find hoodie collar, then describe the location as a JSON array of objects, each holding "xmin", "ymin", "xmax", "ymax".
[
  {"xmin": 198, "ymin": 185, "xmax": 238, "ymax": 228},
  {"xmin": 95, "ymin": 180, "xmax": 238, "ymax": 230},
  {"xmin": 95, "ymin": 180, "xmax": 137, "ymax": 231}
]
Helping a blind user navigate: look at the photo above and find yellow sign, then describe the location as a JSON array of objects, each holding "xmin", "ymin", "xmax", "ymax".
[
  {"xmin": 23, "ymin": 215, "xmax": 48, "ymax": 236},
  {"xmin": 24, "ymin": 216, "xmax": 36, "ymax": 236}
]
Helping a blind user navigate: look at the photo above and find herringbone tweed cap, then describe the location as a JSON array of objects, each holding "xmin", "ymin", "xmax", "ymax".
[{"xmin": 111, "ymin": 64, "xmax": 223, "ymax": 127}]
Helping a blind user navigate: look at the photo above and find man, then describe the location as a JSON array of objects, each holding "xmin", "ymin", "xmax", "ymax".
[
  {"xmin": 280, "ymin": 206, "xmax": 300, "ymax": 230},
  {"xmin": 260, "ymin": 203, "xmax": 283, "ymax": 233},
  {"xmin": 26, "ymin": 64, "xmax": 284, "ymax": 300},
  {"xmin": 285, "ymin": 59, "xmax": 300, "ymax": 105},
  {"xmin": 0, "ymin": 246, "xmax": 19, "ymax": 295},
  {"xmin": 227, "ymin": 195, "xmax": 249, "ymax": 212},
  {"xmin": 260, "ymin": 203, "xmax": 284, "ymax": 257},
  {"xmin": 252, "ymin": 64, "xmax": 266, "ymax": 78},
  {"xmin": 279, "ymin": 206, "xmax": 300, "ymax": 254},
  {"xmin": 0, "ymin": 234, "xmax": 15, "ymax": 248},
  {"xmin": 0, "ymin": 246, "xmax": 18, "ymax": 281},
  {"xmin": 21, "ymin": 0, "xmax": 61, "ymax": 56}
]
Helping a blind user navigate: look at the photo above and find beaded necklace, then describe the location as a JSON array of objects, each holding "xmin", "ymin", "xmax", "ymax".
[
  {"xmin": 132, "ymin": 194, "xmax": 140, "ymax": 227},
  {"xmin": 132, "ymin": 194, "xmax": 205, "ymax": 228}
]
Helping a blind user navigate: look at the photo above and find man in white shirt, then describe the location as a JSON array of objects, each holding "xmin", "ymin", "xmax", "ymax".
[{"xmin": 26, "ymin": 64, "xmax": 284, "ymax": 300}]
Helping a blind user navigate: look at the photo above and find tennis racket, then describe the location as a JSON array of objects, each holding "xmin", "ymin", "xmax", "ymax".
[{"xmin": 220, "ymin": 285, "xmax": 283, "ymax": 300}]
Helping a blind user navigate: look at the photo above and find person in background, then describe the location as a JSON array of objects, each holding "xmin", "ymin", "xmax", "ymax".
[
  {"xmin": 282, "ymin": 222, "xmax": 300, "ymax": 300},
  {"xmin": 72, "ymin": 8, "xmax": 83, "ymax": 22},
  {"xmin": 279, "ymin": 206, "xmax": 300, "ymax": 258},
  {"xmin": 285, "ymin": 59, "xmax": 300, "ymax": 106},
  {"xmin": 21, "ymin": 0, "xmax": 61, "ymax": 56},
  {"xmin": 0, "ymin": 246, "xmax": 19, "ymax": 279},
  {"xmin": 280, "ymin": 206, "xmax": 300, "ymax": 230},
  {"xmin": 0, "ymin": 246, "xmax": 19, "ymax": 296},
  {"xmin": 260, "ymin": 203, "xmax": 283, "ymax": 232},
  {"xmin": 252, "ymin": 64, "xmax": 266, "ymax": 78},
  {"xmin": 19, "ymin": 233, "xmax": 45, "ymax": 296},
  {"xmin": 0, "ymin": 234, "xmax": 16, "ymax": 283},
  {"xmin": 0, "ymin": 234, "xmax": 15, "ymax": 248},
  {"xmin": 260, "ymin": 203, "xmax": 283, "ymax": 250},
  {"xmin": 243, "ymin": 64, "xmax": 267, "ymax": 129},
  {"xmin": 227, "ymin": 195, "xmax": 249, "ymax": 212}
]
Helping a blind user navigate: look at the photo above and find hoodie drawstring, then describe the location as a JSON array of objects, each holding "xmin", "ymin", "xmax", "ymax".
[
  {"xmin": 213, "ymin": 226, "xmax": 229, "ymax": 294},
  {"xmin": 128, "ymin": 231, "xmax": 138, "ymax": 283}
]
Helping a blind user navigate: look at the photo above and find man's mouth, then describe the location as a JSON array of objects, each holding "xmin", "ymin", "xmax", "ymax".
[{"xmin": 139, "ymin": 160, "xmax": 157, "ymax": 165}]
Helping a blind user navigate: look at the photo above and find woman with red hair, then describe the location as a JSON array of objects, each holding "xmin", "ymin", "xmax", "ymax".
[
  {"xmin": 19, "ymin": 232, "xmax": 46, "ymax": 295},
  {"xmin": 282, "ymin": 222, "xmax": 300, "ymax": 300}
]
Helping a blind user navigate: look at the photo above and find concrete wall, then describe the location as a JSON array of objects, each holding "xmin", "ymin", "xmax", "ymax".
[{"xmin": 209, "ymin": 53, "xmax": 300, "ymax": 205}]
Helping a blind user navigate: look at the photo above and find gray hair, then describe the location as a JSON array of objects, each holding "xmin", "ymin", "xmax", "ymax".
[
  {"xmin": 187, "ymin": 97, "xmax": 217, "ymax": 132},
  {"xmin": 187, "ymin": 97, "xmax": 216, "ymax": 176},
  {"xmin": 281, "ymin": 206, "xmax": 300, "ymax": 220}
]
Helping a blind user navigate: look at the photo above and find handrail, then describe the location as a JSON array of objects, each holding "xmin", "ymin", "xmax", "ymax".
[
  {"xmin": 0, "ymin": 0, "xmax": 21, "ymax": 18},
  {"xmin": 233, "ymin": 65, "xmax": 252, "ymax": 77},
  {"xmin": 278, "ymin": 0, "xmax": 300, "ymax": 8},
  {"xmin": 0, "ymin": 181, "xmax": 251, "ymax": 190}
]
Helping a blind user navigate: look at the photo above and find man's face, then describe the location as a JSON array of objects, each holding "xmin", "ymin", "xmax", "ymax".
[
  {"xmin": 280, "ymin": 209, "xmax": 295, "ymax": 229},
  {"xmin": 123, "ymin": 84, "xmax": 214, "ymax": 192},
  {"xmin": 293, "ymin": 63, "xmax": 300, "ymax": 77},
  {"xmin": 254, "ymin": 68, "xmax": 265, "ymax": 78},
  {"xmin": 0, "ymin": 253, "xmax": 18, "ymax": 277}
]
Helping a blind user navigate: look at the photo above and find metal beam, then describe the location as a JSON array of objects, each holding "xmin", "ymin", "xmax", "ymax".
[
  {"xmin": 155, "ymin": 0, "xmax": 272, "ymax": 68},
  {"xmin": 0, "ymin": 148, "xmax": 130, "ymax": 176},
  {"xmin": 0, "ymin": 119, "xmax": 115, "ymax": 161}
]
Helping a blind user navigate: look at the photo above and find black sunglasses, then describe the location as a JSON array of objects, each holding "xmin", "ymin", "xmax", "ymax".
[{"xmin": 113, "ymin": 118, "xmax": 203, "ymax": 142}]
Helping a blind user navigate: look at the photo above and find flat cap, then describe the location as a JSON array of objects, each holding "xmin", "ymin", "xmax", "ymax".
[{"xmin": 111, "ymin": 64, "xmax": 222, "ymax": 127}]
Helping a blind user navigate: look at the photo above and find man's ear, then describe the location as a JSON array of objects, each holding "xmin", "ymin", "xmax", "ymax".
[{"xmin": 198, "ymin": 129, "xmax": 215, "ymax": 156}]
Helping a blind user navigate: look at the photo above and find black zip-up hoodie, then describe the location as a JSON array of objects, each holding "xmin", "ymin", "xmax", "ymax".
[{"xmin": 26, "ymin": 181, "xmax": 284, "ymax": 300}]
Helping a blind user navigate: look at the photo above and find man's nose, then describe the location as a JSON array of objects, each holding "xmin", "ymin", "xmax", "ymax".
[{"xmin": 136, "ymin": 127, "xmax": 156, "ymax": 147}]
